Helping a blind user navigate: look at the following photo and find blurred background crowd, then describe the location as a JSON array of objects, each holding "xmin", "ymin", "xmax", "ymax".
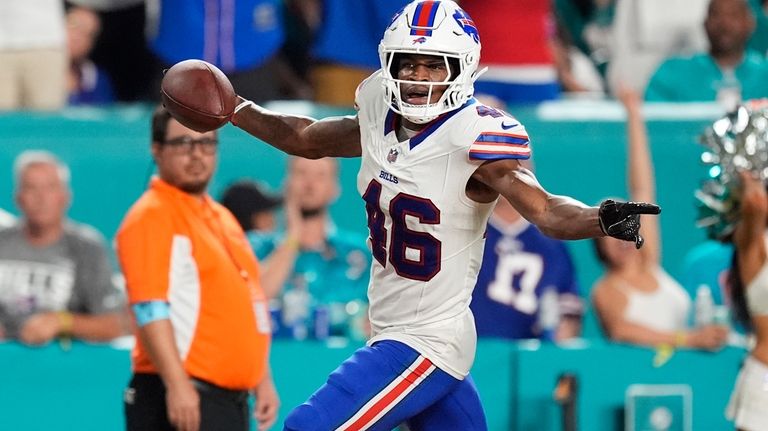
[
  {"xmin": 1, "ymin": 0, "xmax": 767, "ymax": 429},
  {"xmin": 3, "ymin": 0, "xmax": 768, "ymax": 110},
  {"xmin": 1, "ymin": 0, "xmax": 757, "ymax": 345}
]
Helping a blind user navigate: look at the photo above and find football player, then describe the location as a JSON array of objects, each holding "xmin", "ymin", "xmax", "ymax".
[{"xmin": 177, "ymin": 1, "xmax": 660, "ymax": 429}]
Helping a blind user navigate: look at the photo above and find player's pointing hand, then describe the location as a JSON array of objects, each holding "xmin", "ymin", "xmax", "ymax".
[{"xmin": 598, "ymin": 199, "xmax": 661, "ymax": 249}]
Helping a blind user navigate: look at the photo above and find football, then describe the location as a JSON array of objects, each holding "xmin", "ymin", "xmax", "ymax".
[{"xmin": 160, "ymin": 59, "xmax": 237, "ymax": 132}]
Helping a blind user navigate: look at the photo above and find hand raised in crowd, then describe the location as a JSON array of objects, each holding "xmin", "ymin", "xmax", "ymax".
[
  {"xmin": 165, "ymin": 378, "xmax": 200, "ymax": 431},
  {"xmin": 19, "ymin": 312, "xmax": 62, "ymax": 345},
  {"xmin": 253, "ymin": 375, "xmax": 280, "ymax": 431},
  {"xmin": 685, "ymin": 324, "xmax": 729, "ymax": 351},
  {"xmin": 616, "ymin": 86, "xmax": 643, "ymax": 113}
]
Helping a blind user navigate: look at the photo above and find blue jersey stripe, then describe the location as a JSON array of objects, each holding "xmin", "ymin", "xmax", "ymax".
[
  {"xmin": 468, "ymin": 152, "xmax": 530, "ymax": 161},
  {"xmin": 475, "ymin": 134, "xmax": 529, "ymax": 145}
]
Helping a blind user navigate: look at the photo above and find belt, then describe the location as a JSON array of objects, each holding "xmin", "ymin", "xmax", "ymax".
[{"xmin": 191, "ymin": 378, "xmax": 250, "ymax": 403}]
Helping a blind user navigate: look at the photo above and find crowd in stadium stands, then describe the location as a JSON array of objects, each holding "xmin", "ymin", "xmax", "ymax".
[
  {"xmin": 3, "ymin": 0, "xmax": 768, "ymax": 428},
  {"xmin": 0, "ymin": 0, "xmax": 764, "ymax": 109},
  {"xmin": 591, "ymin": 90, "xmax": 729, "ymax": 350},
  {"xmin": 0, "ymin": 0, "xmax": 765, "ymax": 343}
]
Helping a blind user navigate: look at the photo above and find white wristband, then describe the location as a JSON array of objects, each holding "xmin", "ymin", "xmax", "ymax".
[
  {"xmin": 234, "ymin": 99, "xmax": 256, "ymax": 115},
  {"xmin": 231, "ymin": 99, "xmax": 256, "ymax": 126}
]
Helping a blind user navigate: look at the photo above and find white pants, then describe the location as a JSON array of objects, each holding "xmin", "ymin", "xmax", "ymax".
[{"xmin": 0, "ymin": 48, "xmax": 67, "ymax": 110}]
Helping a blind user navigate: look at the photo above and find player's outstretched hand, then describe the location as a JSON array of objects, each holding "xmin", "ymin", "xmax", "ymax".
[{"xmin": 598, "ymin": 199, "xmax": 661, "ymax": 249}]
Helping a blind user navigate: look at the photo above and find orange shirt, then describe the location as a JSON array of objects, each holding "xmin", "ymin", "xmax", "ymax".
[{"xmin": 116, "ymin": 178, "xmax": 270, "ymax": 390}]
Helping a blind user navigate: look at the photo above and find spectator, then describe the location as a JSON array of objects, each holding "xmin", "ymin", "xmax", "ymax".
[
  {"xmin": 219, "ymin": 180, "xmax": 283, "ymax": 233},
  {"xmin": 0, "ymin": 0, "xmax": 68, "ymax": 110},
  {"xmin": 606, "ymin": 0, "xmax": 709, "ymax": 95},
  {"xmin": 554, "ymin": 0, "xmax": 615, "ymax": 73},
  {"xmin": 302, "ymin": 0, "xmax": 410, "ymax": 106},
  {"xmin": 67, "ymin": 6, "xmax": 115, "ymax": 105},
  {"xmin": 249, "ymin": 157, "xmax": 370, "ymax": 337},
  {"xmin": 725, "ymin": 170, "xmax": 768, "ymax": 430},
  {"xmin": 116, "ymin": 106, "xmax": 279, "ymax": 431},
  {"xmin": 0, "ymin": 150, "xmax": 125, "ymax": 344},
  {"xmin": 463, "ymin": 0, "xmax": 561, "ymax": 104},
  {"xmin": 147, "ymin": 0, "xmax": 309, "ymax": 103},
  {"xmin": 66, "ymin": 5, "xmax": 115, "ymax": 106},
  {"xmin": 67, "ymin": 0, "xmax": 154, "ymax": 102},
  {"xmin": 591, "ymin": 91, "xmax": 729, "ymax": 349},
  {"xmin": 220, "ymin": 179, "xmax": 301, "ymax": 300},
  {"xmin": 552, "ymin": 14, "xmax": 606, "ymax": 96},
  {"xmin": 0, "ymin": 208, "xmax": 15, "ymax": 228},
  {"xmin": 471, "ymin": 193, "xmax": 584, "ymax": 341},
  {"xmin": 645, "ymin": 0, "xmax": 768, "ymax": 107}
]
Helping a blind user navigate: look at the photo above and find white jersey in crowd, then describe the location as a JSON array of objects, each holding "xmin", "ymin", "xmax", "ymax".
[{"xmin": 355, "ymin": 72, "xmax": 531, "ymax": 378}]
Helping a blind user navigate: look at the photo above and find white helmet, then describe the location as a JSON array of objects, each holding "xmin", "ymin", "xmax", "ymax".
[{"xmin": 378, "ymin": 0, "xmax": 484, "ymax": 124}]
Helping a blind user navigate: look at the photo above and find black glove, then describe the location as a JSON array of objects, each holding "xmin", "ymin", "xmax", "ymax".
[{"xmin": 598, "ymin": 199, "xmax": 661, "ymax": 249}]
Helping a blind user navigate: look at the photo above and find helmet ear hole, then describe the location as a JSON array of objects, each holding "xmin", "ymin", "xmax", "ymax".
[{"xmin": 448, "ymin": 58, "xmax": 461, "ymax": 80}]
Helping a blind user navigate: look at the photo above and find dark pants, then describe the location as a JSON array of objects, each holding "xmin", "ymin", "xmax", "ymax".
[{"xmin": 124, "ymin": 373, "xmax": 249, "ymax": 431}]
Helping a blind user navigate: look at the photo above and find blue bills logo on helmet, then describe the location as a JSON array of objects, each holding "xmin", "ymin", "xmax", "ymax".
[{"xmin": 453, "ymin": 9, "xmax": 479, "ymax": 44}]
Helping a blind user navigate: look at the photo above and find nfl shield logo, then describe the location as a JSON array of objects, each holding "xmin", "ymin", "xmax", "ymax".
[{"xmin": 387, "ymin": 148, "xmax": 399, "ymax": 163}]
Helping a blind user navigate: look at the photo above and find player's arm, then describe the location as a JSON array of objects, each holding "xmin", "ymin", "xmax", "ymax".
[
  {"xmin": 471, "ymin": 159, "xmax": 603, "ymax": 240},
  {"xmin": 472, "ymin": 159, "xmax": 659, "ymax": 243},
  {"xmin": 231, "ymin": 97, "xmax": 362, "ymax": 159}
]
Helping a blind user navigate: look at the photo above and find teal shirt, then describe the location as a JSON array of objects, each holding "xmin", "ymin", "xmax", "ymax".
[
  {"xmin": 645, "ymin": 52, "xmax": 768, "ymax": 102},
  {"xmin": 249, "ymin": 229, "xmax": 371, "ymax": 305}
]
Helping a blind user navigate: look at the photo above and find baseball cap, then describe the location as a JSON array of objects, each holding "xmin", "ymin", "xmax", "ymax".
[{"xmin": 220, "ymin": 180, "xmax": 283, "ymax": 231}]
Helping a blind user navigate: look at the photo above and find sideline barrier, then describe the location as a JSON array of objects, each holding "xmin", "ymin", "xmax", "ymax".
[{"xmin": 0, "ymin": 339, "xmax": 744, "ymax": 430}]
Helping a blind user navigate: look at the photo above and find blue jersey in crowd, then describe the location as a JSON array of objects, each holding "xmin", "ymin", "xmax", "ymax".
[
  {"xmin": 312, "ymin": 0, "xmax": 410, "ymax": 68},
  {"xmin": 471, "ymin": 218, "xmax": 582, "ymax": 339},
  {"xmin": 149, "ymin": 0, "xmax": 284, "ymax": 72}
]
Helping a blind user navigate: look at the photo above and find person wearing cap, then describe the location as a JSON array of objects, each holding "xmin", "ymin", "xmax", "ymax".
[
  {"xmin": 220, "ymin": 179, "xmax": 304, "ymax": 300},
  {"xmin": 220, "ymin": 180, "xmax": 283, "ymax": 233},
  {"xmin": 249, "ymin": 157, "xmax": 371, "ymax": 339}
]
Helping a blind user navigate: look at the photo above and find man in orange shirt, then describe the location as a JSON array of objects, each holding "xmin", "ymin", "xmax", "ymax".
[{"xmin": 116, "ymin": 106, "xmax": 278, "ymax": 431}]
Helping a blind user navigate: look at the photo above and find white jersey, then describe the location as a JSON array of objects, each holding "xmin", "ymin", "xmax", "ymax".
[{"xmin": 355, "ymin": 72, "xmax": 531, "ymax": 378}]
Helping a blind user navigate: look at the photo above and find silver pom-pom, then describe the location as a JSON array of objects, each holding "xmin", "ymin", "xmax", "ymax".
[{"xmin": 696, "ymin": 101, "xmax": 768, "ymax": 240}]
